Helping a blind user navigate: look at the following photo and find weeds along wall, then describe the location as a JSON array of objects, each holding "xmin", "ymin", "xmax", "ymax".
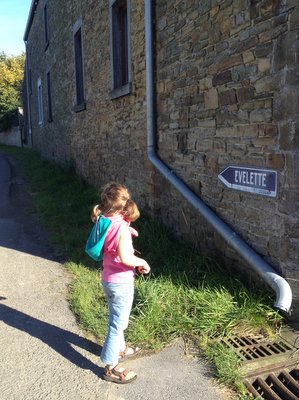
[{"xmin": 24, "ymin": 0, "xmax": 299, "ymax": 315}]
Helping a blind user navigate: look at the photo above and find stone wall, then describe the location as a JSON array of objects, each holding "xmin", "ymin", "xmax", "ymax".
[
  {"xmin": 0, "ymin": 127, "xmax": 22, "ymax": 147},
  {"xmin": 25, "ymin": 0, "xmax": 299, "ymax": 314},
  {"xmin": 155, "ymin": 0, "xmax": 299, "ymax": 307},
  {"xmin": 26, "ymin": 0, "xmax": 152, "ymax": 206}
]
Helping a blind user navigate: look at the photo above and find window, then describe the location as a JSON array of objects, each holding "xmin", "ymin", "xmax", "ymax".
[
  {"xmin": 37, "ymin": 78, "xmax": 43, "ymax": 125},
  {"xmin": 73, "ymin": 18, "xmax": 86, "ymax": 111},
  {"xmin": 44, "ymin": 2, "xmax": 49, "ymax": 50},
  {"xmin": 46, "ymin": 71, "xmax": 53, "ymax": 122},
  {"xmin": 110, "ymin": 0, "xmax": 132, "ymax": 98}
]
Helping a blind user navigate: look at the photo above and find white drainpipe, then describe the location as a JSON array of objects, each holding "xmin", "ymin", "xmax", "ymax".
[{"xmin": 144, "ymin": 0, "xmax": 292, "ymax": 314}]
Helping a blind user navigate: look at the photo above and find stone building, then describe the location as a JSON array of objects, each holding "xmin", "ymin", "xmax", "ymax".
[{"xmin": 23, "ymin": 0, "xmax": 298, "ymax": 318}]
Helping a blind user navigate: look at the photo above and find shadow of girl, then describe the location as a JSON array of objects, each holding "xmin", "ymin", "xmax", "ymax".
[{"xmin": 0, "ymin": 302, "xmax": 103, "ymax": 377}]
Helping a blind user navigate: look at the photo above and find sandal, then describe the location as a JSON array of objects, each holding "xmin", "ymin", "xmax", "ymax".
[
  {"xmin": 103, "ymin": 365, "xmax": 137, "ymax": 384},
  {"xmin": 119, "ymin": 345, "xmax": 141, "ymax": 362}
]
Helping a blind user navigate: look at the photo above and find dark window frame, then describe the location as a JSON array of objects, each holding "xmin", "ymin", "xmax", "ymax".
[
  {"xmin": 37, "ymin": 77, "xmax": 44, "ymax": 125},
  {"xmin": 46, "ymin": 70, "xmax": 53, "ymax": 122},
  {"xmin": 110, "ymin": 0, "xmax": 132, "ymax": 99},
  {"xmin": 44, "ymin": 1, "xmax": 49, "ymax": 50},
  {"xmin": 73, "ymin": 18, "xmax": 86, "ymax": 112}
]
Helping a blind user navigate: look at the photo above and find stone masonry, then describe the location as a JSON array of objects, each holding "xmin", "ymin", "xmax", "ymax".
[
  {"xmin": 154, "ymin": 0, "xmax": 299, "ymax": 314},
  {"xmin": 24, "ymin": 0, "xmax": 299, "ymax": 316}
]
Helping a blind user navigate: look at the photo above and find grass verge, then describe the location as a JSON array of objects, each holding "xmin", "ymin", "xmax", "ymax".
[{"xmin": 1, "ymin": 145, "xmax": 284, "ymax": 398}]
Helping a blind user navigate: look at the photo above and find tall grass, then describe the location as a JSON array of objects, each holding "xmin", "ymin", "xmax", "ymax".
[{"xmin": 1, "ymin": 145, "xmax": 283, "ymax": 396}]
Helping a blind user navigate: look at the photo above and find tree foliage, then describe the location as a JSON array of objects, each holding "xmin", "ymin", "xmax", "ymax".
[{"xmin": 0, "ymin": 52, "xmax": 25, "ymax": 130}]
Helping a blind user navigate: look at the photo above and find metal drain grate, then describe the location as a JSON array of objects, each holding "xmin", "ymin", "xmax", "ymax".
[
  {"xmin": 244, "ymin": 369, "xmax": 299, "ymax": 400},
  {"xmin": 221, "ymin": 334, "xmax": 299, "ymax": 399},
  {"xmin": 222, "ymin": 335, "xmax": 293, "ymax": 362}
]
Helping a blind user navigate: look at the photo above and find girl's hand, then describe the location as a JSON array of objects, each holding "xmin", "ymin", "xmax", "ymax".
[{"xmin": 137, "ymin": 262, "xmax": 151, "ymax": 275}]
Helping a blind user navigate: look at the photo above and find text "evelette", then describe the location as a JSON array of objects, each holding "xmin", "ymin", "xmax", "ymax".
[{"xmin": 235, "ymin": 170, "xmax": 267, "ymax": 187}]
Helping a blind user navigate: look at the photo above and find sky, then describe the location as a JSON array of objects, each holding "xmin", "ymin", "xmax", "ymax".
[{"xmin": 0, "ymin": 0, "xmax": 33, "ymax": 56}]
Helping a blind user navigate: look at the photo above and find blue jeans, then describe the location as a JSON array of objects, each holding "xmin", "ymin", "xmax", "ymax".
[{"xmin": 100, "ymin": 281, "xmax": 134, "ymax": 366}]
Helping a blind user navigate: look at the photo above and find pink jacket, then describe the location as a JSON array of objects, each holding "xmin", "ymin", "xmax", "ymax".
[{"xmin": 102, "ymin": 214, "xmax": 138, "ymax": 283}]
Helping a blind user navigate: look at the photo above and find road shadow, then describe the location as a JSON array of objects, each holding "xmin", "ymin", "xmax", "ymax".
[
  {"xmin": 0, "ymin": 152, "xmax": 67, "ymax": 263},
  {"xmin": 0, "ymin": 302, "xmax": 104, "ymax": 377}
]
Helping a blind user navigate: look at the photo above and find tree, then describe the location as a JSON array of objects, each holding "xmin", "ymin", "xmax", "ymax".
[{"xmin": 0, "ymin": 52, "xmax": 25, "ymax": 130}]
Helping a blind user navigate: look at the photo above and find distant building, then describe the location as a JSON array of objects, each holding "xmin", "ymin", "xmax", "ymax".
[{"xmin": 23, "ymin": 0, "xmax": 299, "ymax": 318}]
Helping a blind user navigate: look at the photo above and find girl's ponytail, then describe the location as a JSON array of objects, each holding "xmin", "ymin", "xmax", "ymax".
[
  {"xmin": 91, "ymin": 204, "xmax": 101, "ymax": 222},
  {"xmin": 123, "ymin": 199, "xmax": 140, "ymax": 222}
]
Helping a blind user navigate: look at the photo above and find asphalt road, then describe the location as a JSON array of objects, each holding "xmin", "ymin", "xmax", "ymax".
[{"xmin": 0, "ymin": 151, "xmax": 230, "ymax": 400}]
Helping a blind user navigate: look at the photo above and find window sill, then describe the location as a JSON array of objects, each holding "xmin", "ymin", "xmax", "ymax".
[
  {"xmin": 73, "ymin": 102, "xmax": 86, "ymax": 113},
  {"xmin": 110, "ymin": 83, "xmax": 132, "ymax": 99}
]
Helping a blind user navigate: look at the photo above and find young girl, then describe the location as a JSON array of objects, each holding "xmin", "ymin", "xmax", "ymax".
[{"xmin": 91, "ymin": 182, "xmax": 150, "ymax": 384}]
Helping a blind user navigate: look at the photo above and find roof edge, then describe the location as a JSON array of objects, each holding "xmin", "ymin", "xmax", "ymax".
[{"xmin": 23, "ymin": 0, "xmax": 40, "ymax": 42}]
